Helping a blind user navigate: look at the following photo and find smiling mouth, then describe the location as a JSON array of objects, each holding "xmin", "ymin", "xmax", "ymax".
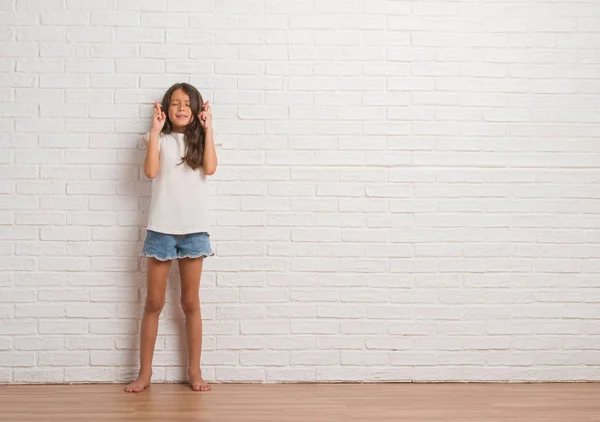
[{"xmin": 175, "ymin": 114, "xmax": 188, "ymax": 119}]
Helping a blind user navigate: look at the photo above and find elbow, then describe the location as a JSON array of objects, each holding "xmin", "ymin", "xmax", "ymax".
[
  {"xmin": 203, "ymin": 160, "xmax": 217, "ymax": 176},
  {"xmin": 144, "ymin": 167, "xmax": 158, "ymax": 179}
]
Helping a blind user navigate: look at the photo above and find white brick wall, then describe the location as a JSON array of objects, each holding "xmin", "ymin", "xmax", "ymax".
[{"xmin": 1, "ymin": 0, "xmax": 600, "ymax": 384}]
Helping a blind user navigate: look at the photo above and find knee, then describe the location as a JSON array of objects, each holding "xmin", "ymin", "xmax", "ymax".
[
  {"xmin": 145, "ymin": 294, "xmax": 165, "ymax": 314},
  {"xmin": 181, "ymin": 293, "xmax": 200, "ymax": 315}
]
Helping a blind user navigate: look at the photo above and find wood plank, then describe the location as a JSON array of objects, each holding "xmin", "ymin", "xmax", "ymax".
[{"xmin": 1, "ymin": 383, "xmax": 599, "ymax": 422}]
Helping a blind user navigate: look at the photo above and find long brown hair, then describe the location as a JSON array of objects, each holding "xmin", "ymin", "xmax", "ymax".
[{"xmin": 160, "ymin": 82, "xmax": 205, "ymax": 171}]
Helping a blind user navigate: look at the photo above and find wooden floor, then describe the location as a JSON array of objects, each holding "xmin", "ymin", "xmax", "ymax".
[{"xmin": 1, "ymin": 383, "xmax": 599, "ymax": 421}]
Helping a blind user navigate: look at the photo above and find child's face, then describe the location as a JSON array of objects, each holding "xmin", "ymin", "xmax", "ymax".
[{"xmin": 168, "ymin": 88, "xmax": 193, "ymax": 129}]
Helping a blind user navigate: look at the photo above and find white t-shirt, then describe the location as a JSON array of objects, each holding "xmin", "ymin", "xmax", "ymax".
[{"xmin": 142, "ymin": 131, "xmax": 211, "ymax": 235}]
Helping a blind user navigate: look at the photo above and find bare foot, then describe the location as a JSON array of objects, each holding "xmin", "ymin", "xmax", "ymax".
[
  {"xmin": 189, "ymin": 369, "xmax": 211, "ymax": 392},
  {"xmin": 124, "ymin": 372, "xmax": 152, "ymax": 393}
]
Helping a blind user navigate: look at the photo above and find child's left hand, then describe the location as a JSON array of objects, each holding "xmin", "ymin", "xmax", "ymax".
[{"xmin": 199, "ymin": 100, "xmax": 212, "ymax": 131}]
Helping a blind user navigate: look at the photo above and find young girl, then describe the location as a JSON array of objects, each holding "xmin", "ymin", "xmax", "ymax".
[{"xmin": 125, "ymin": 82, "xmax": 217, "ymax": 393}]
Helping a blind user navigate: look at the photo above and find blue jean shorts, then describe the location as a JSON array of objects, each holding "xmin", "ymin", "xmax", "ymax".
[{"xmin": 141, "ymin": 230, "xmax": 214, "ymax": 261}]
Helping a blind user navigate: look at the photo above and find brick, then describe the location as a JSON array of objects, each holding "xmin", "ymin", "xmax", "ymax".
[
  {"xmin": 240, "ymin": 351, "xmax": 288, "ymax": 366},
  {"xmin": 14, "ymin": 369, "xmax": 64, "ymax": 383},
  {"xmin": 39, "ymin": 351, "xmax": 89, "ymax": 366},
  {"xmin": 39, "ymin": 320, "xmax": 88, "ymax": 334},
  {"xmin": 15, "ymin": 304, "xmax": 64, "ymax": 317}
]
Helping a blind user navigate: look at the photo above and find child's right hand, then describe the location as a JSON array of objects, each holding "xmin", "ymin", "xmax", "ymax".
[{"xmin": 151, "ymin": 101, "xmax": 166, "ymax": 134}]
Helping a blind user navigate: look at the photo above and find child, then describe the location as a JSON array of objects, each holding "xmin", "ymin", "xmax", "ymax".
[{"xmin": 125, "ymin": 82, "xmax": 217, "ymax": 393}]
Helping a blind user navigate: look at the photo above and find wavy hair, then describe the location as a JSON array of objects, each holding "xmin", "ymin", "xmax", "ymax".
[{"xmin": 160, "ymin": 82, "xmax": 205, "ymax": 171}]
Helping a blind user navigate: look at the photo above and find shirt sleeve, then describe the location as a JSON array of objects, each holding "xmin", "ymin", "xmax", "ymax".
[{"xmin": 139, "ymin": 131, "xmax": 161, "ymax": 152}]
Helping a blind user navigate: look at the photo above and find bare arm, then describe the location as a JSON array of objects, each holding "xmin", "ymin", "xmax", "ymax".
[
  {"xmin": 202, "ymin": 127, "xmax": 217, "ymax": 176},
  {"xmin": 199, "ymin": 100, "xmax": 217, "ymax": 176},
  {"xmin": 144, "ymin": 101, "xmax": 165, "ymax": 179},
  {"xmin": 144, "ymin": 130, "xmax": 160, "ymax": 179}
]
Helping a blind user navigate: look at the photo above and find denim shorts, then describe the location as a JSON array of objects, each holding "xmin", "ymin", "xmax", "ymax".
[{"xmin": 141, "ymin": 230, "xmax": 214, "ymax": 261}]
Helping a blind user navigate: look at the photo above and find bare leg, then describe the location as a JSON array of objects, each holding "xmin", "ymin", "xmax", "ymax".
[
  {"xmin": 125, "ymin": 258, "xmax": 171, "ymax": 393},
  {"xmin": 178, "ymin": 257, "xmax": 211, "ymax": 392}
]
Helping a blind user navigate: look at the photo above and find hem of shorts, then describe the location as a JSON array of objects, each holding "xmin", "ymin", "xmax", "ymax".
[{"xmin": 141, "ymin": 251, "xmax": 215, "ymax": 261}]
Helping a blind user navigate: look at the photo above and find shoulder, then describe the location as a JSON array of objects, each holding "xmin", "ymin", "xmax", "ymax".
[{"xmin": 139, "ymin": 131, "xmax": 169, "ymax": 149}]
